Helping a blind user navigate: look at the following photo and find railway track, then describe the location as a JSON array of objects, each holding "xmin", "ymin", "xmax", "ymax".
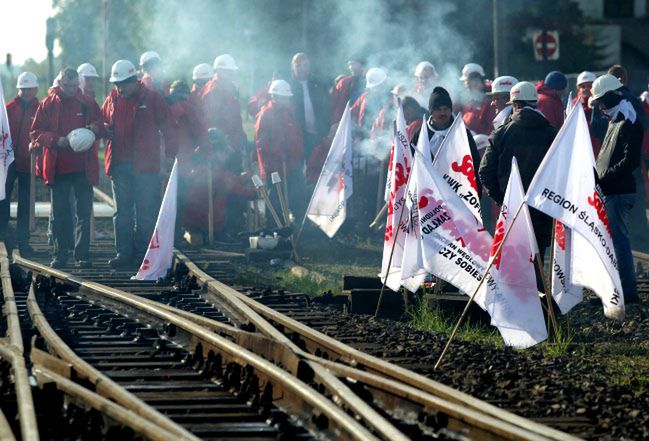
[{"xmin": 0, "ymin": 226, "xmax": 580, "ymax": 441}]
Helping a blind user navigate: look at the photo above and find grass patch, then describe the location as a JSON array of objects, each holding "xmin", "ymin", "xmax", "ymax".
[
  {"xmin": 232, "ymin": 265, "xmax": 339, "ymax": 295},
  {"xmin": 408, "ymin": 297, "xmax": 501, "ymax": 345},
  {"xmin": 543, "ymin": 321, "xmax": 575, "ymax": 357}
]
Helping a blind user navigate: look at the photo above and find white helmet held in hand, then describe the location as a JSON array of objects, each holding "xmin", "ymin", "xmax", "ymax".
[
  {"xmin": 508, "ymin": 81, "xmax": 538, "ymax": 103},
  {"xmin": 109, "ymin": 60, "xmax": 137, "ymax": 83},
  {"xmin": 192, "ymin": 63, "xmax": 214, "ymax": 81},
  {"xmin": 16, "ymin": 72, "xmax": 38, "ymax": 88},
  {"xmin": 268, "ymin": 79, "xmax": 293, "ymax": 97},
  {"xmin": 213, "ymin": 54, "xmax": 239, "ymax": 71},
  {"xmin": 139, "ymin": 51, "xmax": 161, "ymax": 67},
  {"xmin": 490, "ymin": 76, "xmax": 518, "ymax": 94},
  {"xmin": 591, "ymin": 74, "xmax": 623, "ymax": 101},
  {"xmin": 366, "ymin": 67, "xmax": 387, "ymax": 89},
  {"xmin": 459, "ymin": 63, "xmax": 485, "ymax": 81},
  {"xmin": 77, "ymin": 63, "xmax": 100, "ymax": 78},
  {"xmin": 576, "ymin": 71, "xmax": 596, "ymax": 86},
  {"xmin": 67, "ymin": 128, "xmax": 95, "ymax": 153}
]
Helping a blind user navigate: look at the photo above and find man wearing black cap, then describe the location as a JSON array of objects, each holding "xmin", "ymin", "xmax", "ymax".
[
  {"xmin": 331, "ymin": 54, "xmax": 367, "ymax": 123},
  {"xmin": 591, "ymin": 74, "xmax": 643, "ymax": 304}
]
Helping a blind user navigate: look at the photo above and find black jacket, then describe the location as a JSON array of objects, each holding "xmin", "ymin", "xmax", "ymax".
[
  {"xmin": 596, "ymin": 114, "xmax": 643, "ymax": 195},
  {"xmin": 290, "ymin": 74, "xmax": 331, "ymax": 140},
  {"xmin": 479, "ymin": 107, "xmax": 557, "ymax": 205},
  {"xmin": 410, "ymin": 115, "xmax": 483, "ymax": 197}
]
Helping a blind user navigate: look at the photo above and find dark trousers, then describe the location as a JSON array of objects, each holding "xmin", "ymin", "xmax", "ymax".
[
  {"xmin": 0, "ymin": 164, "xmax": 30, "ymax": 247},
  {"xmin": 50, "ymin": 172, "xmax": 93, "ymax": 260},
  {"xmin": 111, "ymin": 162, "xmax": 160, "ymax": 258}
]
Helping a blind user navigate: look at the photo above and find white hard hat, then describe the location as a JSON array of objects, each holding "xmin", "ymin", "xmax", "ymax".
[
  {"xmin": 192, "ymin": 63, "xmax": 214, "ymax": 81},
  {"xmin": 213, "ymin": 54, "xmax": 239, "ymax": 71},
  {"xmin": 366, "ymin": 67, "xmax": 387, "ymax": 89},
  {"xmin": 415, "ymin": 61, "xmax": 437, "ymax": 78},
  {"xmin": 77, "ymin": 63, "xmax": 99, "ymax": 78},
  {"xmin": 459, "ymin": 63, "xmax": 485, "ymax": 81},
  {"xmin": 489, "ymin": 76, "xmax": 518, "ymax": 94},
  {"xmin": 109, "ymin": 60, "xmax": 137, "ymax": 83},
  {"xmin": 268, "ymin": 79, "xmax": 293, "ymax": 97},
  {"xmin": 67, "ymin": 128, "xmax": 95, "ymax": 153},
  {"xmin": 16, "ymin": 72, "xmax": 38, "ymax": 89},
  {"xmin": 139, "ymin": 51, "xmax": 161, "ymax": 67},
  {"xmin": 52, "ymin": 72, "xmax": 62, "ymax": 87},
  {"xmin": 473, "ymin": 134, "xmax": 489, "ymax": 151},
  {"xmin": 508, "ymin": 81, "xmax": 538, "ymax": 103},
  {"xmin": 576, "ymin": 71, "xmax": 596, "ymax": 86},
  {"xmin": 591, "ymin": 74, "xmax": 623, "ymax": 101}
]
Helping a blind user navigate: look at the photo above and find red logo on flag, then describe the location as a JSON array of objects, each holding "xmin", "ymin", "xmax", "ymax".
[
  {"xmin": 148, "ymin": 231, "xmax": 160, "ymax": 250},
  {"xmin": 451, "ymin": 154, "xmax": 478, "ymax": 192},
  {"xmin": 490, "ymin": 217, "xmax": 506, "ymax": 269},
  {"xmin": 554, "ymin": 221, "xmax": 566, "ymax": 250},
  {"xmin": 587, "ymin": 191, "xmax": 612, "ymax": 237}
]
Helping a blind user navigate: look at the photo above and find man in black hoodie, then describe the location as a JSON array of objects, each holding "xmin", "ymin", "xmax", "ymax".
[
  {"xmin": 591, "ymin": 74, "xmax": 643, "ymax": 304},
  {"xmin": 479, "ymin": 81, "xmax": 557, "ymax": 258}
]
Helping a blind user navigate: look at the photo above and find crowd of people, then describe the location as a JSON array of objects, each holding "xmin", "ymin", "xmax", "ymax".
[{"xmin": 0, "ymin": 51, "xmax": 647, "ymax": 303}]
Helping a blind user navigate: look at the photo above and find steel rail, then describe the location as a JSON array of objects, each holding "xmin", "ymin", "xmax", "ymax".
[
  {"xmin": 15, "ymin": 254, "xmax": 382, "ymax": 441},
  {"xmin": 31, "ymin": 360, "xmax": 179, "ymax": 441},
  {"xmin": 25, "ymin": 285, "xmax": 201, "ymax": 441},
  {"xmin": 175, "ymin": 250, "xmax": 581, "ymax": 441},
  {"xmin": 0, "ymin": 244, "xmax": 39, "ymax": 441}
]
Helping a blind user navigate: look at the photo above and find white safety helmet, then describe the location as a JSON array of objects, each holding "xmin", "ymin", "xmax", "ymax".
[
  {"xmin": 52, "ymin": 72, "xmax": 62, "ymax": 88},
  {"xmin": 192, "ymin": 63, "xmax": 214, "ymax": 81},
  {"xmin": 109, "ymin": 60, "xmax": 137, "ymax": 83},
  {"xmin": 415, "ymin": 61, "xmax": 438, "ymax": 78},
  {"xmin": 508, "ymin": 81, "xmax": 538, "ymax": 103},
  {"xmin": 213, "ymin": 54, "xmax": 239, "ymax": 71},
  {"xmin": 139, "ymin": 51, "xmax": 161, "ymax": 67},
  {"xmin": 67, "ymin": 128, "xmax": 95, "ymax": 153},
  {"xmin": 16, "ymin": 72, "xmax": 38, "ymax": 89},
  {"xmin": 268, "ymin": 79, "xmax": 293, "ymax": 97},
  {"xmin": 77, "ymin": 63, "xmax": 99, "ymax": 78},
  {"xmin": 459, "ymin": 63, "xmax": 486, "ymax": 81},
  {"xmin": 366, "ymin": 67, "xmax": 387, "ymax": 89},
  {"xmin": 489, "ymin": 76, "xmax": 518, "ymax": 94},
  {"xmin": 473, "ymin": 134, "xmax": 489, "ymax": 151},
  {"xmin": 576, "ymin": 71, "xmax": 596, "ymax": 86},
  {"xmin": 591, "ymin": 74, "xmax": 623, "ymax": 101}
]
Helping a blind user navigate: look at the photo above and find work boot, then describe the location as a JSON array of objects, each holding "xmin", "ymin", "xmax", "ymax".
[
  {"xmin": 50, "ymin": 255, "xmax": 68, "ymax": 269},
  {"xmin": 108, "ymin": 254, "xmax": 132, "ymax": 269}
]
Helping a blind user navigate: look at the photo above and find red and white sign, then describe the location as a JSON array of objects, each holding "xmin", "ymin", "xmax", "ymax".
[{"xmin": 533, "ymin": 30, "xmax": 560, "ymax": 61}]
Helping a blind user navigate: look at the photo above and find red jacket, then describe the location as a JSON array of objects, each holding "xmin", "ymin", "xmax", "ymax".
[
  {"xmin": 331, "ymin": 75, "xmax": 364, "ymax": 123},
  {"xmin": 141, "ymin": 73, "xmax": 170, "ymax": 96},
  {"xmin": 183, "ymin": 162, "xmax": 255, "ymax": 234},
  {"xmin": 405, "ymin": 118, "xmax": 423, "ymax": 144},
  {"xmin": 6, "ymin": 96, "xmax": 38, "ymax": 173},
  {"xmin": 200, "ymin": 75, "xmax": 246, "ymax": 151},
  {"xmin": 462, "ymin": 95, "xmax": 495, "ymax": 135},
  {"xmin": 247, "ymin": 85, "xmax": 271, "ymax": 119},
  {"xmin": 101, "ymin": 81, "xmax": 170, "ymax": 176},
  {"xmin": 536, "ymin": 82, "xmax": 564, "ymax": 129},
  {"xmin": 254, "ymin": 101, "xmax": 304, "ymax": 180},
  {"xmin": 30, "ymin": 87, "xmax": 102, "ymax": 185},
  {"xmin": 167, "ymin": 99, "xmax": 209, "ymax": 177},
  {"xmin": 306, "ymin": 133, "xmax": 334, "ymax": 183}
]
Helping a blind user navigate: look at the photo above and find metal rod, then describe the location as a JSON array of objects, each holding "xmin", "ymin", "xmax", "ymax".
[{"xmin": 207, "ymin": 166, "xmax": 214, "ymax": 244}]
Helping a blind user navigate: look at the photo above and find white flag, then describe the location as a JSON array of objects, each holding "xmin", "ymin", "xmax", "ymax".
[
  {"xmin": 482, "ymin": 158, "xmax": 547, "ymax": 348},
  {"xmin": 0, "ymin": 77, "xmax": 15, "ymax": 200},
  {"xmin": 380, "ymin": 105, "xmax": 414, "ymax": 291},
  {"xmin": 133, "ymin": 159, "xmax": 179, "ymax": 280},
  {"xmin": 526, "ymin": 103, "xmax": 624, "ymax": 320},
  {"xmin": 565, "ymin": 91, "xmax": 574, "ymax": 118},
  {"xmin": 306, "ymin": 103, "xmax": 353, "ymax": 237},
  {"xmin": 432, "ymin": 116, "xmax": 482, "ymax": 222},
  {"xmin": 414, "ymin": 149, "xmax": 493, "ymax": 307},
  {"xmin": 550, "ymin": 221, "xmax": 583, "ymax": 314}
]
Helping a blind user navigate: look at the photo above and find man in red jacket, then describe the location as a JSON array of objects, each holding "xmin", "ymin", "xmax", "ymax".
[
  {"xmin": 331, "ymin": 54, "xmax": 367, "ymax": 124},
  {"xmin": 1, "ymin": 72, "xmax": 39, "ymax": 254},
  {"xmin": 459, "ymin": 63, "xmax": 495, "ymax": 135},
  {"xmin": 31, "ymin": 67, "xmax": 103, "ymax": 268},
  {"xmin": 536, "ymin": 71, "xmax": 566, "ymax": 129},
  {"xmin": 255, "ymin": 79, "xmax": 304, "ymax": 217},
  {"xmin": 101, "ymin": 60, "xmax": 170, "ymax": 268},
  {"xmin": 139, "ymin": 51, "xmax": 169, "ymax": 96},
  {"xmin": 200, "ymin": 54, "xmax": 247, "ymax": 164}
]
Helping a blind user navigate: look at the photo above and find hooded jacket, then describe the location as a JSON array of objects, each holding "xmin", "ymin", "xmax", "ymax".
[
  {"xmin": 331, "ymin": 75, "xmax": 365, "ymax": 124},
  {"xmin": 6, "ymin": 96, "xmax": 39, "ymax": 173},
  {"xmin": 479, "ymin": 107, "xmax": 557, "ymax": 205},
  {"xmin": 30, "ymin": 87, "xmax": 103, "ymax": 185},
  {"xmin": 536, "ymin": 82, "xmax": 564, "ymax": 129},
  {"xmin": 101, "ymin": 81, "xmax": 170, "ymax": 176},
  {"xmin": 596, "ymin": 113, "xmax": 643, "ymax": 195}
]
